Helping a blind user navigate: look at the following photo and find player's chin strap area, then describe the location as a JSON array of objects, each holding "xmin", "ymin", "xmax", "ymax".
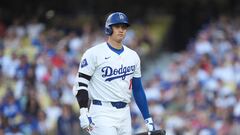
[{"xmin": 135, "ymin": 129, "xmax": 166, "ymax": 135}]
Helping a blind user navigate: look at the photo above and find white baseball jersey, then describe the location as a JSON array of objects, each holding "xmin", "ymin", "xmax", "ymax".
[{"xmin": 75, "ymin": 42, "xmax": 141, "ymax": 103}]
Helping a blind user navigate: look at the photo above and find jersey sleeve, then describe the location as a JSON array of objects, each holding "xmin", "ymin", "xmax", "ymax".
[
  {"xmin": 73, "ymin": 50, "xmax": 95, "ymax": 96},
  {"xmin": 78, "ymin": 49, "xmax": 96, "ymax": 76},
  {"xmin": 133, "ymin": 52, "xmax": 141, "ymax": 78}
]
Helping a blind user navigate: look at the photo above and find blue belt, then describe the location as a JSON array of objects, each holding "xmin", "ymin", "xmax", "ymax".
[{"xmin": 92, "ymin": 100, "xmax": 127, "ymax": 109}]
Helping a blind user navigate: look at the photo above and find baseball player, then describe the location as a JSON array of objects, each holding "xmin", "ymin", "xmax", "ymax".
[{"xmin": 73, "ymin": 12, "xmax": 157, "ymax": 135}]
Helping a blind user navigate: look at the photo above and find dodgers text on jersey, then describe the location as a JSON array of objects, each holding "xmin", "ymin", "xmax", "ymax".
[{"xmin": 101, "ymin": 64, "xmax": 135, "ymax": 81}]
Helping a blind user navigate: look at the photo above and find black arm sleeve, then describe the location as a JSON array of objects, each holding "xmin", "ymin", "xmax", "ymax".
[
  {"xmin": 76, "ymin": 90, "xmax": 89, "ymax": 108},
  {"xmin": 75, "ymin": 72, "xmax": 92, "ymax": 108}
]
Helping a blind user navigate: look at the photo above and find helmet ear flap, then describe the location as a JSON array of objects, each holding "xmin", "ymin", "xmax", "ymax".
[{"xmin": 105, "ymin": 25, "xmax": 113, "ymax": 35}]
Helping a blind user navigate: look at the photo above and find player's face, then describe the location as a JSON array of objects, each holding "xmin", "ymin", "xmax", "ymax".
[{"xmin": 111, "ymin": 24, "xmax": 127, "ymax": 43}]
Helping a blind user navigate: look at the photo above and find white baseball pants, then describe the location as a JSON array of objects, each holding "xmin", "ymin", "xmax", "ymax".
[{"xmin": 89, "ymin": 101, "xmax": 132, "ymax": 135}]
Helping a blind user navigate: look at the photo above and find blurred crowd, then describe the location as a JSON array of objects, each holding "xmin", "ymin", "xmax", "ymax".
[
  {"xmin": 0, "ymin": 16, "xmax": 157, "ymax": 135},
  {"xmin": 130, "ymin": 16, "xmax": 240, "ymax": 135}
]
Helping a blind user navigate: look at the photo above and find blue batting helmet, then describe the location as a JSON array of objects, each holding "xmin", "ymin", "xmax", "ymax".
[{"xmin": 105, "ymin": 12, "xmax": 130, "ymax": 35}]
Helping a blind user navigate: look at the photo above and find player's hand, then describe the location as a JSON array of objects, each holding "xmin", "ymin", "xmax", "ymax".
[
  {"xmin": 145, "ymin": 117, "xmax": 155, "ymax": 131},
  {"xmin": 79, "ymin": 108, "xmax": 95, "ymax": 132}
]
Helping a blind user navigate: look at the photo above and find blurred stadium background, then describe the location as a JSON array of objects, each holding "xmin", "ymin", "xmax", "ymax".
[{"xmin": 0, "ymin": 0, "xmax": 240, "ymax": 135}]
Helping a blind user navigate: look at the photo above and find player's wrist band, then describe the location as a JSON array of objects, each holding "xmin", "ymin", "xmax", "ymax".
[{"xmin": 80, "ymin": 108, "xmax": 88, "ymax": 115}]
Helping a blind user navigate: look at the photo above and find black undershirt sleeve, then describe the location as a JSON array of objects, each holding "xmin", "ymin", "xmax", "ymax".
[
  {"xmin": 76, "ymin": 90, "xmax": 89, "ymax": 108},
  {"xmin": 75, "ymin": 72, "xmax": 91, "ymax": 108}
]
